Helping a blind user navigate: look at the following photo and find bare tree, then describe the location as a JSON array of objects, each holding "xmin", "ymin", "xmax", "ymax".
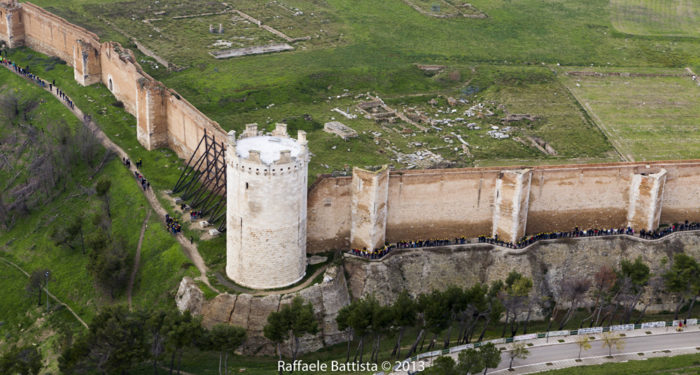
[{"xmin": 558, "ymin": 277, "xmax": 592, "ymax": 330}]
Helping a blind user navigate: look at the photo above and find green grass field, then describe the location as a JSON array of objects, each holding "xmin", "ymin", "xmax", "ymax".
[
  {"xmin": 539, "ymin": 352, "xmax": 700, "ymax": 375},
  {"xmin": 559, "ymin": 67, "xmax": 700, "ymax": 161},
  {"xmin": 611, "ymin": 0, "xmax": 700, "ymax": 38}
]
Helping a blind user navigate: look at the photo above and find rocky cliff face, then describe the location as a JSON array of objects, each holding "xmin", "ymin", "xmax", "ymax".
[
  {"xmin": 344, "ymin": 232, "xmax": 700, "ymax": 310},
  {"xmin": 175, "ymin": 265, "xmax": 350, "ymax": 356},
  {"xmin": 176, "ymin": 232, "xmax": 700, "ymax": 356}
]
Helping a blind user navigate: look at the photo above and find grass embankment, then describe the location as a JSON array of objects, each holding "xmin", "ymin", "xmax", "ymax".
[
  {"xmin": 0, "ymin": 67, "xmax": 197, "ymax": 371},
  {"xmin": 540, "ymin": 352, "xmax": 700, "ymax": 375}
]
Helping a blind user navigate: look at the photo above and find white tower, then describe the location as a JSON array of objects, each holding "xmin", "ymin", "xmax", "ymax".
[{"xmin": 225, "ymin": 123, "xmax": 309, "ymax": 289}]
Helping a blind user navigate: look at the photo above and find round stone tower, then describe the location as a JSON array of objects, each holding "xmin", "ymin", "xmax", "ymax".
[{"xmin": 225, "ymin": 123, "xmax": 309, "ymax": 289}]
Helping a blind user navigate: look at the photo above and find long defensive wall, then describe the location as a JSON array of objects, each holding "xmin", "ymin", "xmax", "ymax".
[
  {"xmin": 0, "ymin": 0, "xmax": 228, "ymax": 159},
  {"xmin": 3, "ymin": 1, "xmax": 700, "ymax": 253},
  {"xmin": 309, "ymin": 161, "xmax": 700, "ymax": 252}
]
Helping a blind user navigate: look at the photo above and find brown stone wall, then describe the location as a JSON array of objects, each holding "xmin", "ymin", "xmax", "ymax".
[
  {"xmin": 385, "ymin": 169, "xmax": 497, "ymax": 242},
  {"xmin": 100, "ymin": 42, "xmax": 141, "ymax": 115},
  {"xmin": 21, "ymin": 3, "xmax": 99, "ymax": 66},
  {"xmin": 0, "ymin": 1, "xmax": 25, "ymax": 48},
  {"xmin": 165, "ymin": 90, "xmax": 227, "ymax": 158},
  {"xmin": 307, "ymin": 176, "xmax": 353, "ymax": 253},
  {"xmin": 308, "ymin": 161, "xmax": 700, "ymax": 250}
]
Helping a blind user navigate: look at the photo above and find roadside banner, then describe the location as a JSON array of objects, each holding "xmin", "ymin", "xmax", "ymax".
[
  {"xmin": 488, "ymin": 338, "xmax": 506, "ymax": 344},
  {"xmin": 546, "ymin": 330, "xmax": 569, "ymax": 338},
  {"xmin": 577, "ymin": 327, "xmax": 603, "ymax": 335},
  {"xmin": 513, "ymin": 333, "xmax": 537, "ymax": 342},
  {"xmin": 672, "ymin": 319, "xmax": 698, "ymax": 326},
  {"xmin": 450, "ymin": 344, "xmax": 472, "ymax": 353},
  {"xmin": 610, "ymin": 324, "xmax": 634, "ymax": 332},
  {"xmin": 641, "ymin": 321, "xmax": 666, "ymax": 329}
]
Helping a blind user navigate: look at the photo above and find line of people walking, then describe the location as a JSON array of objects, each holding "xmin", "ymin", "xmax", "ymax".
[
  {"xmin": 349, "ymin": 220, "xmax": 700, "ymax": 260},
  {"xmin": 0, "ymin": 56, "xmax": 74, "ymax": 109}
]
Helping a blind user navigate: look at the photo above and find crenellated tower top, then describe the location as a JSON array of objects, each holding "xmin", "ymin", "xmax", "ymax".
[{"xmin": 227, "ymin": 123, "xmax": 308, "ymax": 169}]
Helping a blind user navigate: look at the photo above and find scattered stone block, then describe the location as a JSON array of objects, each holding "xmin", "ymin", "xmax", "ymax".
[
  {"xmin": 208, "ymin": 229, "xmax": 220, "ymax": 237},
  {"xmin": 323, "ymin": 121, "xmax": 358, "ymax": 140},
  {"xmin": 199, "ymin": 220, "xmax": 210, "ymax": 228}
]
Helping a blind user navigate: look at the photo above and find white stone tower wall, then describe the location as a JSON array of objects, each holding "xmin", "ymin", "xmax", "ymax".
[{"xmin": 226, "ymin": 128, "xmax": 308, "ymax": 289}]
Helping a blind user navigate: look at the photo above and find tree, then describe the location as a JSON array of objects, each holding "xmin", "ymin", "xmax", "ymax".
[
  {"xmin": 457, "ymin": 348, "xmax": 484, "ymax": 375},
  {"xmin": 165, "ymin": 311, "xmax": 204, "ymax": 374},
  {"xmin": 264, "ymin": 296, "xmax": 318, "ymax": 368},
  {"xmin": 26, "ymin": 268, "xmax": 49, "ymax": 306},
  {"xmin": 575, "ymin": 335, "xmax": 591, "ymax": 360},
  {"xmin": 586, "ymin": 265, "xmax": 617, "ymax": 327},
  {"xmin": 600, "ymin": 332, "xmax": 625, "ymax": 357},
  {"xmin": 147, "ymin": 310, "xmax": 169, "ymax": 375},
  {"xmin": 287, "ymin": 296, "xmax": 318, "ymax": 363},
  {"xmin": 390, "ymin": 291, "xmax": 416, "ymax": 359},
  {"xmin": 663, "ymin": 253, "xmax": 700, "ymax": 319},
  {"xmin": 95, "ymin": 177, "xmax": 112, "ymax": 217},
  {"xmin": 345, "ymin": 297, "xmax": 373, "ymax": 362},
  {"xmin": 479, "ymin": 342, "xmax": 502, "ymax": 375},
  {"xmin": 423, "ymin": 356, "xmax": 457, "ymax": 375},
  {"xmin": 207, "ymin": 324, "xmax": 247, "ymax": 375},
  {"xmin": 507, "ymin": 342, "xmax": 529, "ymax": 370},
  {"xmin": 93, "ymin": 241, "xmax": 130, "ymax": 299},
  {"xmin": 558, "ymin": 276, "xmax": 592, "ymax": 330},
  {"xmin": 0, "ymin": 345, "xmax": 42, "ymax": 375},
  {"xmin": 51, "ymin": 216, "xmax": 86, "ymax": 254},
  {"xmin": 500, "ymin": 272, "xmax": 533, "ymax": 337},
  {"xmin": 334, "ymin": 304, "xmax": 353, "ymax": 363},
  {"xmin": 265, "ymin": 307, "xmax": 290, "ymax": 374},
  {"xmin": 476, "ymin": 281, "xmax": 505, "ymax": 343},
  {"xmin": 421, "ymin": 290, "xmax": 451, "ymax": 351},
  {"xmin": 58, "ymin": 306, "xmax": 149, "ymax": 375},
  {"xmin": 615, "ymin": 257, "xmax": 650, "ymax": 324},
  {"xmin": 369, "ymin": 297, "xmax": 392, "ymax": 363}
]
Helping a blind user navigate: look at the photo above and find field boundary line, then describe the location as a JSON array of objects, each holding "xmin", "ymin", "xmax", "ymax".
[{"xmin": 559, "ymin": 79, "xmax": 632, "ymax": 162}]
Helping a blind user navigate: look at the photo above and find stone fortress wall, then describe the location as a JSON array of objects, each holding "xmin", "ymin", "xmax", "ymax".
[
  {"xmin": 0, "ymin": 0, "xmax": 228, "ymax": 161},
  {"xmin": 307, "ymin": 161, "xmax": 700, "ymax": 252},
  {"xmin": 4, "ymin": 1, "xmax": 700, "ymax": 254}
]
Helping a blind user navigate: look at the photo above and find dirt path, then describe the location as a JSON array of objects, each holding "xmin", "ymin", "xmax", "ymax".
[
  {"xmin": 2, "ymin": 63, "xmax": 220, "ymax": 295},
  {"xmin": 0, "ymin": 256, "xmax": 89, "ymax": 329},
  {"xmin": 128, "ymin": 209, "xmax": 151, "ymax": 311}
]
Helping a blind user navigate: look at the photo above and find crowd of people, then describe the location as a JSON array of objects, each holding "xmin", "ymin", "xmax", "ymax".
[
  {"xmin": 639, "ymin": 221, "xmax": 699, "ymax": 239},
  {"xmin": 165, "ymin": 214, "xmax": 182, "ymax": 234},
  {"xmin": 349, "ymin": 245, "xmax": 394, "ymax": 259},
  {"xmin": 0, "ymin": 56, "xmax": 74, "ymax": 109},
  {"xmin": 189, "ymin": 210, "xmax": 203, "ymax": 220},
  {"xmin": 479, "ymin": 226, "xmax": 637, "ymax": 249},
  {"xmin": 349, "ymin": 221, "xmax": 700, "ymax": 260}
]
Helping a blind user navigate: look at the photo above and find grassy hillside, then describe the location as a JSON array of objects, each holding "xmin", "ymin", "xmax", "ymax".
[{"xmin": 0, "ymin": 68, "xmax": 197, "ymax": 372}]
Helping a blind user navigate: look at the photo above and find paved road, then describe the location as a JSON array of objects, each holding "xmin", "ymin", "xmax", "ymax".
[{"xmin": 494, "ymin": 331, "xmax": 700, "ymax": 372}]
